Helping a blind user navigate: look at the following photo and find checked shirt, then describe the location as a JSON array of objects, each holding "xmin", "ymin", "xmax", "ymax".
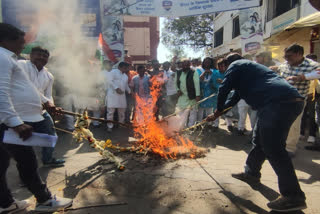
[{"xmin": 278, "ymin": 58, "xmax": 319, "ymax": 97}]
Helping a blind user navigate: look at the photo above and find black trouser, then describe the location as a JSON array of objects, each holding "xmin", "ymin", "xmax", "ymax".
[
  {"xmin": 300, "ymin": 95, "xmax": 318, "ymax": 137},
  {"xmin": 245, "ymin": 101, "xmax": 305, "ymax": 199},
  {"xmin": 0, "ymin": 122, "xmax": 52, "ymax": 208}
]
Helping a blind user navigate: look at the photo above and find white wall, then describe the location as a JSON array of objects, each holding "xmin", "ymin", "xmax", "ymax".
[
  {"xmin": 212, "ymin": 0, "xmax": 319, "ymax": 57},
  {"xmin": 301, "ymin": 0, "xmax": 318, "ymax": 17},
  {"xmin": 212, "ymin": 11, "xmax": 241, "ymax": 57}
]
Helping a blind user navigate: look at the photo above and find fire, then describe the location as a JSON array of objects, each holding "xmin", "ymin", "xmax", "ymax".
[{"xmin": 133, "ymin": 74, "xmax": 205, "ymax": 159}]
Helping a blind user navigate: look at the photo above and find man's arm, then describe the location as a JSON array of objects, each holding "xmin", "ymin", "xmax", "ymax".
[
  {"xmin": 43, "ymin": 73, "xmax": 54, "ymax": 103},
  {"xmin": 216, "ymin": 65, "xmax": 239, "ymax": 112},
  {"xmin": 223, "ymin": 91, "xmax": 241, "ymax": 110},
  {"xmin": 0, "ymin": 57, "xmax": 33, "ymax": 140},
  {"xmin": 206, "ymin": 65, "xmax": 239, "ymax": 122},
  {"xmin": 0, "ymin": 57, "xmax": 23, "ymax": 127}
]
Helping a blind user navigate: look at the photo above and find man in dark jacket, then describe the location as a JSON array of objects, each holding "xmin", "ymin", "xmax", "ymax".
[{"xmin": 207, "ymin": 53, "xmax": 306, "ymax": 212}]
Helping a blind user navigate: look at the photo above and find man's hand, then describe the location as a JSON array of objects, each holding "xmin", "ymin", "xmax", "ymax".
[
  {"xmin": 13, "ymin": 124, "xmax": 33, "ymax": 141},
  {"xmin": 196, "ymin": 96, "xmax": 201, "ymax": 102},
  {"xmin": 199, "ymin": 73, "xmax": 205, "ymax": 81},
  {"xmin": 216, "ymin": 78, "xmax": 223, "ymax": 84},
  {"xmin": 269, "ymin": 66, "xmax": 278, "ymax": 72},
  {"xmin": 116, "ymin": 88, "xmax": 124, "ymax": 94},
  {"xmin": 286, "ymin": 75, "xmax": 305, "ymax": 82},
  {"xmin": 43, "ymin": 102, "xmax": 62, "ymax": 116},
  {"xmin": 177, "ymin": 90, "xmax": 183, "ymax": 97},
  {"xmin": 206, "ymin": 110, "xmax": 223, "ymax": 122}
]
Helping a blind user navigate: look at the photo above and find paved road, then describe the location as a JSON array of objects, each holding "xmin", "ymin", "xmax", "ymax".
[{"xmin": 6, "ymin": 122, "xmax": 320, "ymax": 214}]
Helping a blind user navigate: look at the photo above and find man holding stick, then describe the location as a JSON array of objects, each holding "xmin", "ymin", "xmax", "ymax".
[
  {"xmin": 206, "ymin": 53, "xmax": 306, "ymax": 212},
  {"xmin": 18, "ymin": 46, "xmax": 65, "ymax": 166},
  {"xmin": 0, "ymin": 23, "xmax": 72, "ymax": 213}
]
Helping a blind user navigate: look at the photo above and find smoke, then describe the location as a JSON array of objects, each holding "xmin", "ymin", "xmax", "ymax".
[{"xmin": 21, "ymin": 0, "xmax": 103, "ymax": 109}]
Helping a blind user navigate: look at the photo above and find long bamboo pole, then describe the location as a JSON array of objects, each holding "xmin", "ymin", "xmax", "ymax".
[
  {"xmin": 59, "ymin": 110, "xmax": 132, "ymax": 128},
  {"xmin": 179, "ymin": 106, "xmax": 233, "ymax": 133},
  {"xmin": 161, "ymin": 93, "xmax": 217, "ymax": 121}
]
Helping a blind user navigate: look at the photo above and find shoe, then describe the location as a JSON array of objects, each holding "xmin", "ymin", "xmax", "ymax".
[
  {"xmin": 237, "ymin": 129, "xmax": 245, "ymax": 136},
  {"xmin": 0, "ymin": 199, "xmax": 30, "ymax": 214},
  {"xmin": 231, "ymin": 172, "xmax": 260, "ymax": 184},
  {"xmin": 227, "ymin": 125, "xmax": 233, "ymax": 132},
  {"xmin": 307, "ymin": 136, "xmax": 316, "ymax": 144},
  {"xmin": 35, "ymin": 195, "xmax": 73, "ymax": 212},
  {"xmin": 267, "ymin": 196, "xmax": 306, "ymax": 212},
  {"xmin": 43, "ymin": 158, "xmax": 65, "ymax": 167},
  {"xmin": 212, "ymin": 126, "xmax": 219, "ymax": 132}
]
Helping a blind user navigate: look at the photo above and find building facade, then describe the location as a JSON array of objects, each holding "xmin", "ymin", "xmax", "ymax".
[
  {"xmin": 212, "ymin": 0, "xmax": 318, "ymax": 60},
  {"xmin": 123, "ymin": 16, "xmax": 160, "ymax": 65}
]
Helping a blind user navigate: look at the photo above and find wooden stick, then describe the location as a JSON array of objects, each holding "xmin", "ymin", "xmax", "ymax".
[
  {"xmin": 65, "ymin": 202, "xmax": 128, "ymax": 211},
  {"xmin": 161, "ymin": 93, "xmax": 217, "ymax": 121},
  {"xmin": 59, "ymin": 110, "xmax": 132, "ymax": 128},
  {"xmin": 179, "ymin": 106, "xmax": 233, "ymax": 133}
]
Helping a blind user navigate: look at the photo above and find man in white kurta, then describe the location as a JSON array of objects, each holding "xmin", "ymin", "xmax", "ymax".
[{"xmin": 106, "ymin": 62, "xmax": 131, "ymax": 131}]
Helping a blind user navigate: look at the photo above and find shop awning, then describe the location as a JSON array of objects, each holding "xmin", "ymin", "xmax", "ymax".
[{"xmin": 285, "ymin": 12, "xmax": 320, "ymax": 30}]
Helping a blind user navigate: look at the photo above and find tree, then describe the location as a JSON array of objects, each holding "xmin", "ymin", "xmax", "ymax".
[
  {"xmin": 165, "ymin": 46, "xmax": 187, "ymax": 60},
  {"xmin": 161, "ymin": 14, "xmax": 214, "ymax": 52}
]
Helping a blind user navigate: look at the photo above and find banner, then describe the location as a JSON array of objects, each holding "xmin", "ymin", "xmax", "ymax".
[
  {"xmin": 239, "ymin": 7, "xmax": 263, "ymax": 55},
  {"xmin": 100, "ymin": 0, "xmax": 260, "ymax": 17},
  {"xmin": 99, "ymin": 1, "xmax": 124, "ymax": 64}
]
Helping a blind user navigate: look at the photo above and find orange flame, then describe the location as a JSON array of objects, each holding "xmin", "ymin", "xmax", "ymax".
[{"xmin": 133, "ymin": 74, "xmax": 200, "ymax": 159}]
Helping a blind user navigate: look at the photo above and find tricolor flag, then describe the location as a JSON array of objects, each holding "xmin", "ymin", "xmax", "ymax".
[{"xmin": 95, "ymin": 33, "xmax": 117, "ymax": 63}]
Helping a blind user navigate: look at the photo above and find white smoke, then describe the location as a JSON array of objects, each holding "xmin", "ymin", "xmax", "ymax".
[{"xmin": 20, "ymin": 0, "xmax": 103, "ymax": 109}]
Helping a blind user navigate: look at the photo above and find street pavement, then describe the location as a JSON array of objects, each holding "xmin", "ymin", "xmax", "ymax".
[{"xmin": 5, "ymin": 121, "xmax": 320, "ymax": 214}]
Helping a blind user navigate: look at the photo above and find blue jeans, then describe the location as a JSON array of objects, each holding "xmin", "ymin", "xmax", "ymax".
[
  {"xmin": 40, "ymin": 112, "xmax": 57, "ymax": 163},
  {"xmin": 245, "ymin": 101, "xmax": 305, "ymax": 199}
]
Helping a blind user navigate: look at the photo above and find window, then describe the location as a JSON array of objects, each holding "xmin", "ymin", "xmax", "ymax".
[
  {"xmin": 214, "ymin": 27, "xmax": 223, "ymax": 48},
  {"xmin": 267, "ymin": 0, "xmax": 300, "ymax": 21},
  {"xmin": 232, "ymin": 16, "xmax": 240, "ymax": 39}
]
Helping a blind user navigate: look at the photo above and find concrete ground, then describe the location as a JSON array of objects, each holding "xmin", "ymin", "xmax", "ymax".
[{"xmin": 5, "ymin": 120, "xmax": 320, "ymax": 214}]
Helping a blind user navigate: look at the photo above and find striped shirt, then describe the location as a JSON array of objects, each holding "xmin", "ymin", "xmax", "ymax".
[{"xmin": 279, "ymin": 58, "xmax": 319, "ymax": 97}]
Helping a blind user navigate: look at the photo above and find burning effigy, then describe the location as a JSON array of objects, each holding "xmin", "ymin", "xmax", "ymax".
[
  {"xmin": 132, "ymin": 74, "xmax": 208, "ymax": 159},
  {"xmin": 72, "ymin": 74, "xmax": 207, "ymax": 170}
]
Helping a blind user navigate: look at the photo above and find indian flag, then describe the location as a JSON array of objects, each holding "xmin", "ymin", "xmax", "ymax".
[{"xmin": 95, "ymin": 33, "xmax": 117, "ymax": 63}]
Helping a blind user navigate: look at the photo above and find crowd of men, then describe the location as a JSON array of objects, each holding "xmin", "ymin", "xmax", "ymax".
[{"xmin": 1, "ymin": 22, "xmax": 320, "ymax": 213}]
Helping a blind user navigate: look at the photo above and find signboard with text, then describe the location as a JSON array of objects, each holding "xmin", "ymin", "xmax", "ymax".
[
  {"xmin": 101, "ymin": 0, "xmax": 260, "ymax": 17},
  {"xmin": 271, "ymin": 8, "xmax": 298, "ymax": 35}
]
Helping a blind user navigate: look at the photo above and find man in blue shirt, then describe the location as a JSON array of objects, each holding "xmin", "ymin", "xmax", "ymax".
[{"xmin": 207, "ymin": 53, "xmax": 306, "ymax": 212}]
